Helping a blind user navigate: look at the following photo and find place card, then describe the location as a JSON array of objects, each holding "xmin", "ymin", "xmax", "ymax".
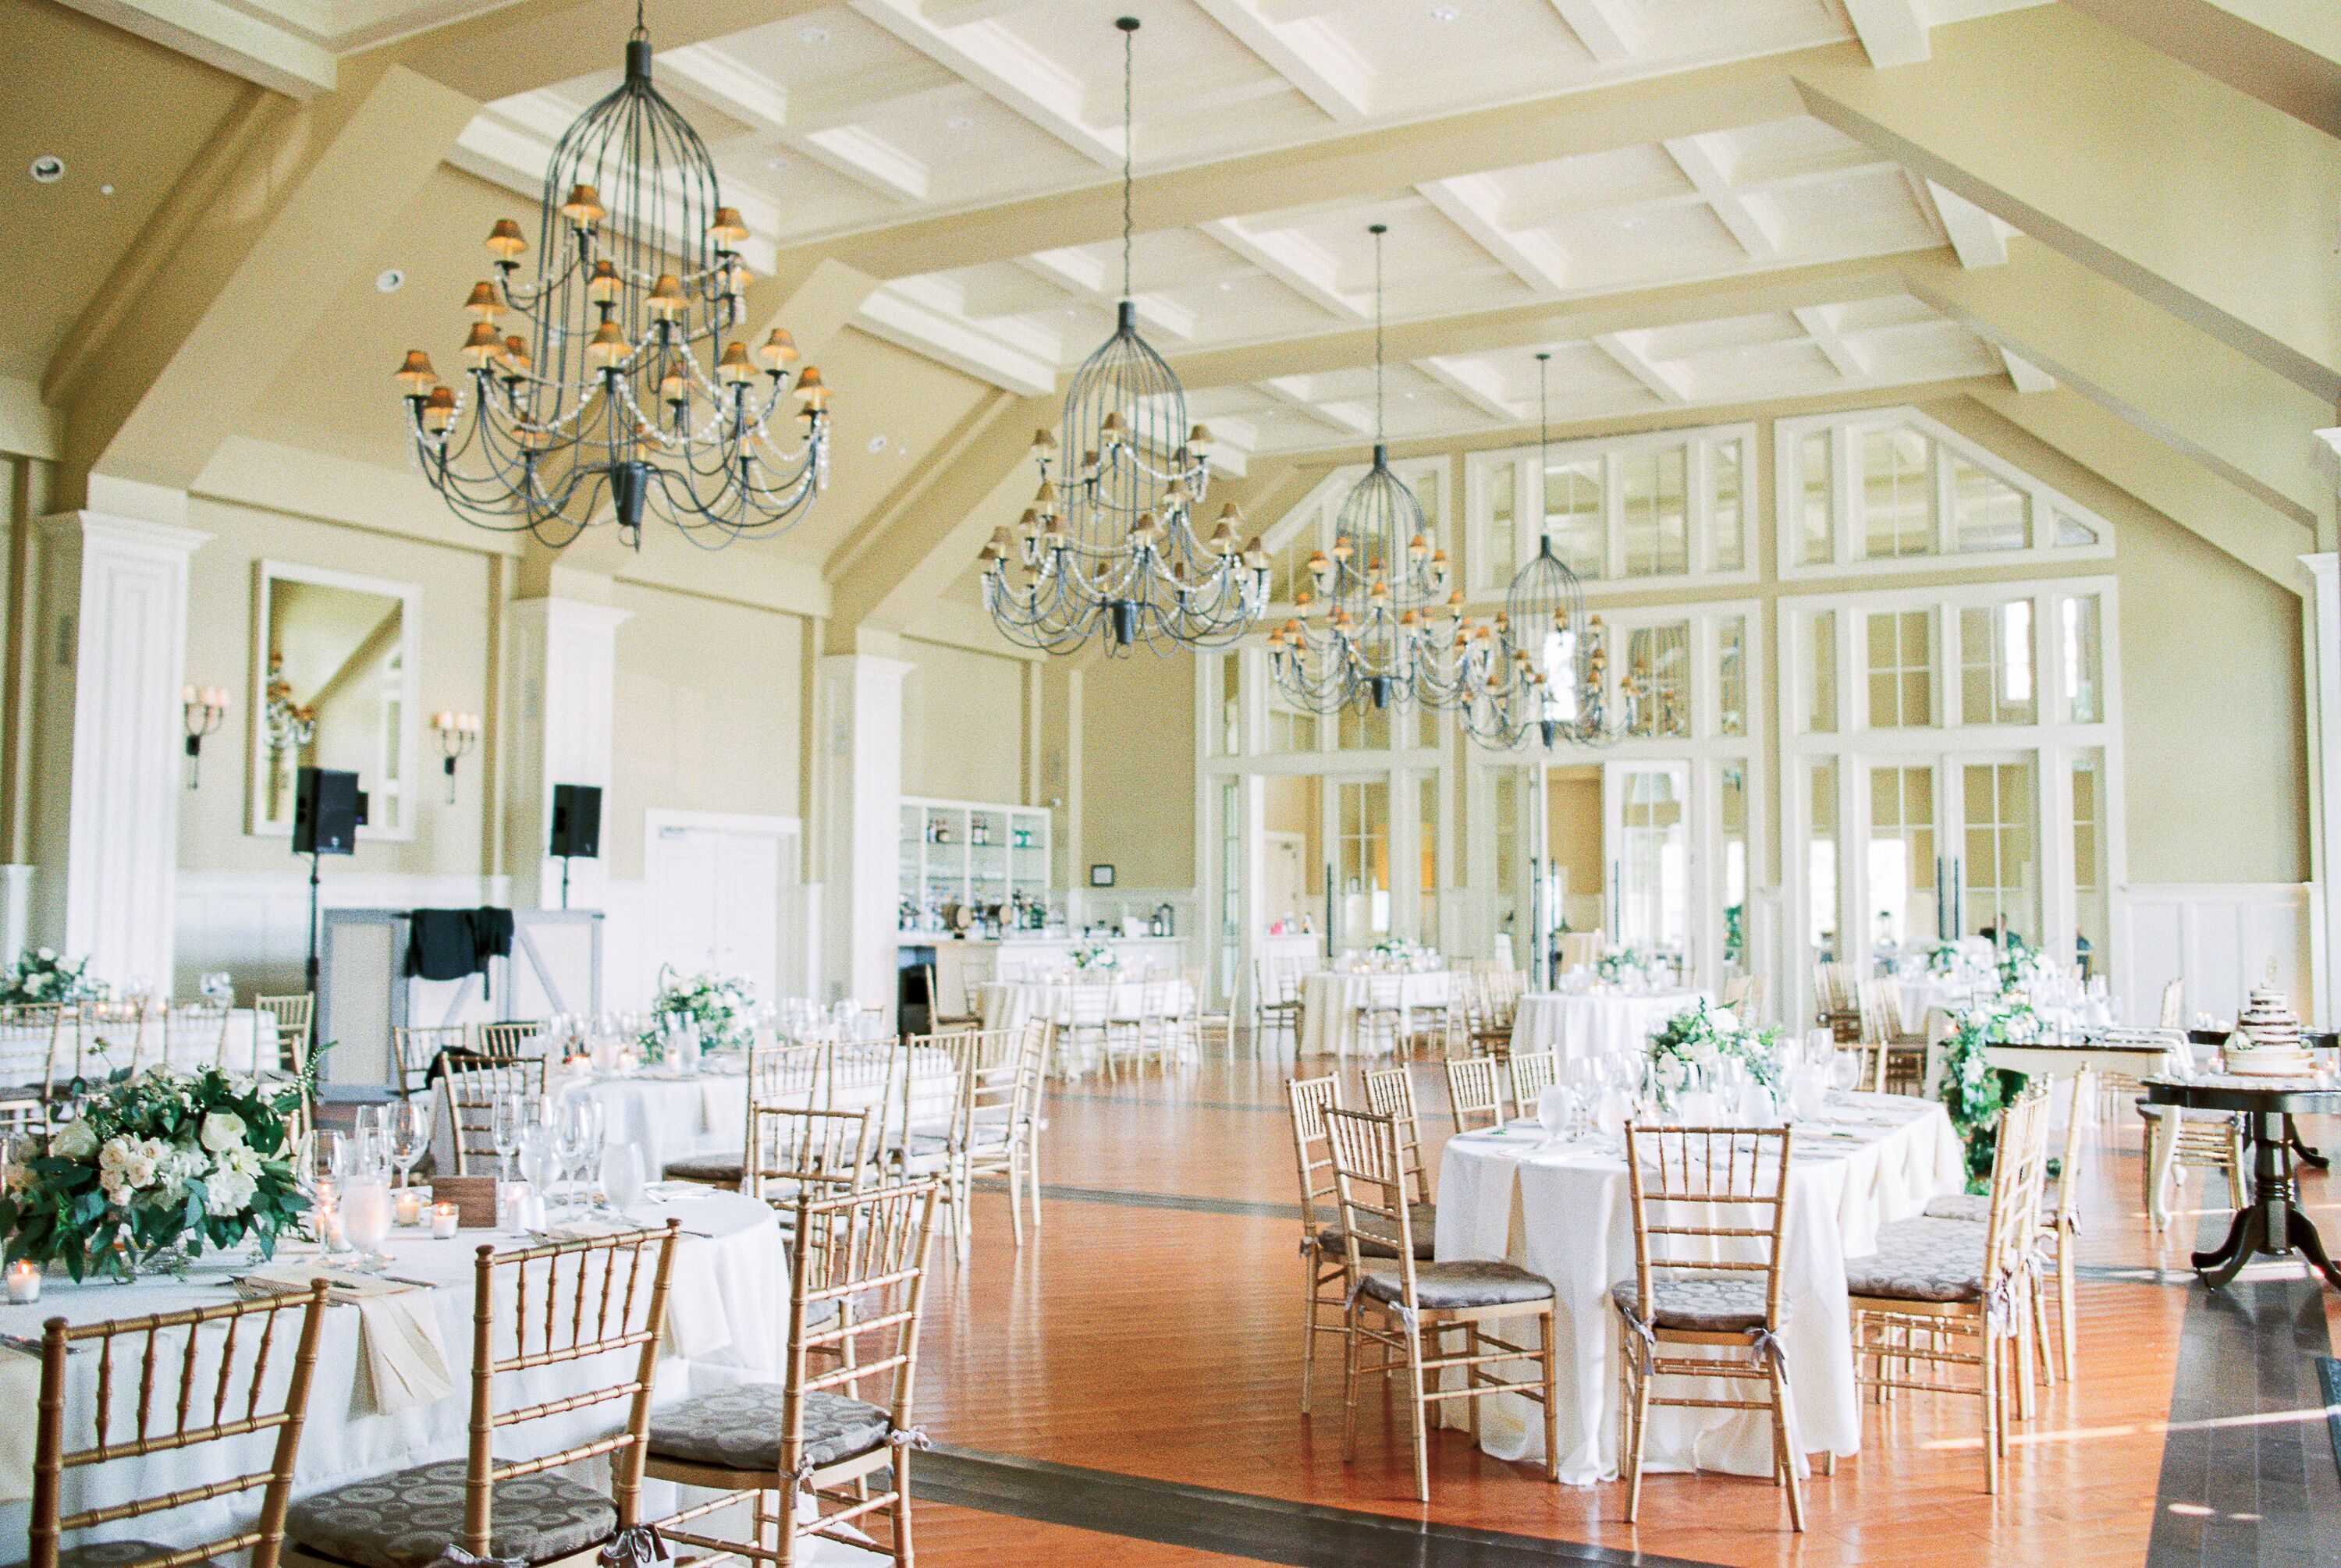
[{"xmin": 429, "ymin": 1176, "xmax": 499, "ymax": 1228}]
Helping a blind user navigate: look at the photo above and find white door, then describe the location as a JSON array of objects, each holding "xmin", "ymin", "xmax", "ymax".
[
  {"xmin": 1265, "ymin": 833, "xmax": 1306, "ymax": 929},
  {"xmin": 646, "ymin": 820, "xmax": 792, "ymax": 1005},
  {"xmin": 1604, "ymin": 761, "xmax": 1693, "ymax": 967},
  {"xmin": 1850, "ymin": 749, "xmax": 2040, "ymax": 974}
]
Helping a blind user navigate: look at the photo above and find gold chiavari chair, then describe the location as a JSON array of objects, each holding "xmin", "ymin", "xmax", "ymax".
[
  {"xmin": 1179, "ymin": 965, "xmax": 1231, "ymax": 1055},
  {"xmin": 1323, "ymin": 1108, "xmax": 1558, "ymax": 1502},
  {"xmin": 1255, "ymin": 956, "xmax": 1302, "ymax": 1045},
  {"xmin": 1355, "ymin": 972, "xmax": 1408, "ymax": 1059},
  {"xmin": 0, "ymin": 1002, "xmax": 66, "ymax": 1104},
  {"xmin": 1846, "ymin": 1084, "xmax": 2052, "ymax": 1494},
  {"xmin": 254, "ymin": 994, "xmax": 314, "ymax": 1073},
  {"xmin": 1361, "ymin": 1064, "xmax": 1434, "ymax": 1210},
  {"xmin": 1288, "ymin": 1075, "xmax": 1349, "ymax": 1415},
  {"xmin": 165, "ymin": 1000, "xmax": 233, "ymax": 1070},
  {"xmin": 1443, "ymin": 1055, "xmax": 1508, "ymax": 1133},
  {"xmin": 286, "ymin": 1224, "xmax": 680, "ymax": 1568},
  {"xmin": 1615, "ymin": 1123, "xmax": 1805, "ymax": 1529},
  {"xmin": 472, "ymin": 1020, "xmax": 544, "ymax": 1061},
  {"xmin": 1508, "ymin": 1049, "xmax": 1559, "ymax": 1110},
  {"xmin": 749, "ymin": 1103, "xmax": 880, "ymax": 1205},
  {"xmin": 647, "ymin": 1182, "xmax": 940, "ymax": 1567},
  {"xmin": 1136, "ymin": 974, "xmax": 1185, "ymax": 1070},
  {"xmin": 897, "ymin": 1027, "xmax": 1029, "ymax": 1257},
  {"xmin": 1738, "ymin": 974, "xmax": 1771, "ymax": 1028},
  {"xmin": 391, "ymin": 1023, "xmax": 468, "ymax": 1099},
  {"xmin": 1060, "ymin": 979, "xmax": 1114, "ymax": 1080},
  {"xmin": 915, "ymin": 962, "xmax": 980, "ymax": 1033},
  {"xmin": 442, "ymin": 1056, "xmax": 545, "ymax": 1177},
  {"xmin": 1855, "ymin": 978, "xmax": 1925, "ymax": 1095},
  {"xmin": 665, "ymin": 1038, "xmax": 829, "ymax": 1189},
  {"xmin": 27, "ymin": 1282, "xmax": 333, "ymax": 1568}
]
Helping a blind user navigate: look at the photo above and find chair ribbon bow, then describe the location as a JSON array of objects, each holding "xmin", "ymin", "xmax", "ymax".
[
  {"xmin": 889, "ymin": 1426, "xmax": 933, "ymax": 1450},
  {"xmin": 434, "ymin": 1548, "xmax": 524, "ymax": 1568},
  {"xmin": 1342, "ymin": 1275, "xmax": 1416, "ymax": 1334},
  {"xmin": 1749, "ymin": 1326, "xmax": 1790, "ymax": 1375},
  {"xmin": 1620, "ymin": 1309, "xmax": 1658, "ymax": 1376},
  {"xmin": 597, "ymin": 1527, "xmax": 672, "ymax": 1568}
]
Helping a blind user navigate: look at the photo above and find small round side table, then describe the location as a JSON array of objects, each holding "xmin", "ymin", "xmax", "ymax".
[{"xmin": 2144, "ymin": 1076, "xmax": 2341, "ymax": 1290}]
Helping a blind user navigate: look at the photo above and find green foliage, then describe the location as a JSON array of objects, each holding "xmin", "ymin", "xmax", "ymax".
[{"xmin": 1938, "ymin": 1000, "xmax": 2034, "ymax": 1192}]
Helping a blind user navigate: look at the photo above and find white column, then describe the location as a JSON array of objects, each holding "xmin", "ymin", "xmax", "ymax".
[
  {"xmin": 817, "ymin": 652, "xmax": 910, "ymax": 1013},
  {"xmin": 504, "ymin": 597, "xmax": 630, "ymax": 910},
  {"xmin": 30, "ymin": 513, "xmax": 208, "ymax": 990},
  {"xmin": 2303, "ymin": 551, "xmax": 2340, "ymax": 1026}
]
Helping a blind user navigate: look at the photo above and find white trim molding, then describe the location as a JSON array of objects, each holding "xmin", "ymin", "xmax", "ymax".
[{"xmin": 2113, "ymin": 883, "xmax": 2313, "ymax": 1031}]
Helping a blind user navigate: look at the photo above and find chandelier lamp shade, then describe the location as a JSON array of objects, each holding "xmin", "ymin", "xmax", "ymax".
[
  {"xmin": 1268, "ymin": 224, "xmax": 1493, "ymax": 715},
  {"xmin": 1462, "ymin": 353, "xmax": 1633, "ymax": 750},
  {"xmin": 979, "ymin": 16, "xmax": 1270, "ymax": 656},
  {"xmin": 393, "ymin": 6, "xmax": 831, "ymax": 550}
]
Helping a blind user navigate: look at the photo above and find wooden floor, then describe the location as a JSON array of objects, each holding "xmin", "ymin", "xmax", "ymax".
[{"xmin": 897, "ymin": 1042, "xmax": 2341, "ymax": 1568}]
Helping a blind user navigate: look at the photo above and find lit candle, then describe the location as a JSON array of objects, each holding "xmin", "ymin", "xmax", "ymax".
[
  {"xmin": 5, "ymin": 1261, "xmax": 40, "ymax": 1304},
  {"xmin": 499, "ymin": 1182, "xmax": 532, "ymax": 1233},
  {"xmin": 431, "ymin": 1202, "xmax": 460, "ymax": 1240},
  {"xmin": 393, "ymin": 1189, "xmax": 425, "ymax": 1227}
]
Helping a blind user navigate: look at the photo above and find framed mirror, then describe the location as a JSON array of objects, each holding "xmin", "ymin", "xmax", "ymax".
[{"xmin": 249, "ymin": 562, "xmax": 421, "ymax": 840}]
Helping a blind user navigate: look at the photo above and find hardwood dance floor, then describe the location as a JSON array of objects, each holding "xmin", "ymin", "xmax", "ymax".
[{"xmin": 902, "ymin": 1047, "xmax": 2341, "ymax": 1568}]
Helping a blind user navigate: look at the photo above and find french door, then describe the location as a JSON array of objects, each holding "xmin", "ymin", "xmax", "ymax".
[
  {"xmin": 1856, "ymin": 750, "xmax": 2041, "ymax": 973},
  {"xmin": 1604, "ymin": 761, "xmax": 1693, "ymax": 966}
]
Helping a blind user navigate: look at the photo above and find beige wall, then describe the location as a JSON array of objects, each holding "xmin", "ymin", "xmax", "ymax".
[
  {"xmin": 606, "ymin": 583, "xmax": 805, "ymax": 882},
  {"xmin": 1080, "ymin": 652, "xmax": 1195, "ymax": 890},
  {"xmin": 900, "ymin": 636, "xmax": 1025, "ymax": 805}
]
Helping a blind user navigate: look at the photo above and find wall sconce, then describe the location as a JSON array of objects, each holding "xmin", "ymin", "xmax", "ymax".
[
  {"xmin": 431, "ymin": 711, "xmax": 481, "ymax": 804},
  {"xmin": 181, "ymin": 685, "xmax": 227, "ymax": 790}
]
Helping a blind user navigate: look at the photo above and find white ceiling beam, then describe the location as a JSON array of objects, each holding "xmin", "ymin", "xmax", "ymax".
[
  {"xmin": 1664, "ymin": 133, "xmax": 1781, "ymax": 259},
  {"xmin": 855, "ymin": 282, "xmax": 1057, "ymax": 395},
  {"xmin": 658, "ymin": 43, "xmax": 934, "ymax": 205},
  {"xmin": 1842, "ymin": 0, "xmax": 1931, "ymax": 67},
  {"xmin": 1925, "ymin": 179, "xmax": 2015, "ymax": 268},
  {"xmin": 849, "ymin": 0, "xmax": 1124, "ymax": 168},
  {"xmin": 1792, "ymin": 304, "xmax": 1873, "ymax": 379},
  {"xmin": 1260, "ymin": 377, "xmax": 1374, "ymax": 435},
  {"xmin": 1192, "ymin": 0, "xmax": 1377, "ymax": 122},
  {"xmin": 1018, "ymin": 250, "xmax": 1197, "ymax": 340},
  {"xmin": 795, "ymin": 127, "xmax": 931, "ymax": 202},
  {"xmin": 1415, "ymin": 356, "xmax": 1523, "ymax": 423},
  {"xmin": 56, "ymin": 0, "xmax": 335, "ymax": 96},
  {"xmin": 1592, "ymin": 331, "xmax": 1693, "ymax": 401},
  {"xmin": 2000, "ymin": 348, "xmax": 2056, "ymax": 393},
  {"xmin": 1416, "ymin": 176, "xmax": 1571, "ymax": 293},
  {"xmin": 1200, "ymin": 219, "xmax": 1366, "ymax": 321},
  {"xmin": 776, "ymin": 71, "xmax": 964, "ymax": 136},
  {"xmin": 1547, "ymin": 0, "xmax": 1641, "ymax": 65}
]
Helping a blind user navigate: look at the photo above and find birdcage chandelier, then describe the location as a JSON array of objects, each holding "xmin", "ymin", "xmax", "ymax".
[
  {"xmin": 392, "ymin": 5, "xmax": 831, "ymax": 550},
  {"xmin": 979, "ymin": 16, "xmax": 1268, "ymax": 655}
]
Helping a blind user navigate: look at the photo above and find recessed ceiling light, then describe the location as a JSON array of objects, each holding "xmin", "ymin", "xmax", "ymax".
[
  {"xmin": 98, "ymin": 183, "xmax": 114, "ymax": 196},
  {"xmin": 1430, "ymin": 3, "xmax": 1460, "ymax": 18},
  {"xmin": 29, "ymin": 156, "xmax": 63, "ymax": 183},
  {"xmin": 801, "ymin": 25, "xmax": 827, "ymax": 42},
  {"xmin": 376, "ymin": 268, "xmax": 405, "ymax": 293},
  {"xmin": 867, "ymin": 435, "xmax": 890, "ymax": 452}
]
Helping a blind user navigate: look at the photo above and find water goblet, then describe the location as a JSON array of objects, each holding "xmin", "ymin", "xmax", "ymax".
[
  {"xmin": 599, "ymin": 1144, "xmax": 646, "ymax": 1213},
  {"xmin": 387, "ymin": 1098, "xmax": 431, "ymax": 1190},
  {"xmin": 339, "ymin": 1172, "xmax": 393, "ymax": 1271},
  {"xmin": 490, "ymin": 1093, "xmax": 524, "ymax": 1185}
]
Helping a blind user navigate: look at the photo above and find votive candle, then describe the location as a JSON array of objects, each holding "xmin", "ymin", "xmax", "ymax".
[
  {"xmin": 5, "ymin": 1260, "xmax": 40, "ymax": 1304},
  {"xmin": 393, "ymin": 1189, "xmax": 425, "ymax": 1227},
  {"xmin": 431, "ymin": 1202, "xmax": 460, "ymax": 1240}
]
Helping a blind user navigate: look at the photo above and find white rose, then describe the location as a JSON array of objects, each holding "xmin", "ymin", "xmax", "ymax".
[
  {"xmin": 1710, "ymin": 1009, "xmax": 1739, "ymax": 1035},
  {"xmin": 1658, "ymin": 1056, "xmax": 1688, "ymax": 1089},
  {"xmin": 205, "ymin": 1169, "xmax": 257, "ymax": 1216},
  {"xmin": 52, "ymin": 1119, "xmax": 98, "ymax": 1159},
  {"xmin": 98, "ymin": 1136, "xmax": 134, "ymax": 1172},
  {"xmin": 1689, "ymin": 1039, "xmax": 1719, "ymax": 1068},
  {"xmin": 34, "ymin": 949, "xmax": 54, "ymax": 962},
  {"xmin": 218, "ymin": 1145, "xmax": 261, "ymax": 1178},
  {"xmin": 199, "ymin": 1112, "xmax": 247, "ymax": 1153}
]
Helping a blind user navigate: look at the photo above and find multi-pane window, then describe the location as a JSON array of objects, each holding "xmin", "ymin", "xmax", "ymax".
[
  {"xmin": 1625, "ymin": 621, "xmax": 1691, "ymax": 739},
  {"xmin": 1799, "ymin": 431, "xmax": 1833, "ymax": 566},
  {"xmin": 1336, "ymin": 779, "xmax": 1391, "ymax": 938},
  {"xmin": 1951, "ymin": 456, "xmax": 2027, "ymax": 553},
  {"xmin": 1267, "ymin": 707, "xmax": 1316, "ymax": 754},
  {"xmin": 1867, "ymin": 764, "xmax": 1938, "ymax": 956},
  {"xmin": 1717, "ymin": 616, "xmax": 1747, "ymax": 737},
  {"xmin": 1546, "ymin": 459, "xmax": 1603, "ymax": 579},
  {"xmin": 1962, "ymin": 759, "xmax": 2038, "ymax": 942},
  {"xmin": 1418, "ymin": 775, "xmax": 1440, "ymax": 944},
  {"xmin": 1620, "ymin": 447, "xmax": 1689, "ymax": 577},
  {"xmin": 2060, "ymin": 594, "xmax": 2103, "ymax": 724},
  {"xmin": 1711, "ymin": 440, "xmax": 1746, "ymax": 573},
  {"xmin": 1959, "ymin": 601, "xmax": 2037, "ymax": 725},
  {"xmin": 2053, "ymin": 512, "xmax": 2098, "ymax": 548},
  {"xmin": 1861, "ymin": 427, "xmax": 1933, "ymax": 559},
  {"xmin": 2072, "ymin": 750, "xmax": 2108, "ymax": 977},
  {"xmin": 1719, "ymin": 762, "xmax": 1748, "ymax": 976},
  {"xmin": 1865, "ymin": 609, "xmax": 1934, "ymax": 728},
  {"xmin": 1809, "ymin": 758, "xmax": 1840, "ymax": 961},
  {"xmin": 1218, "ymin": 779, "xmax": 1241, "ymax": 995},
  {"xmin": 1806, "ymin": 611, "xmax": 1838, "ymax": 733},
  {"xmin": 1338, "ymin": 700, "xmax": 1392, "ymax": 751},
  {"xmin": 1484, "ymin": 463, "xmax": 1518, "ymax": 590}
]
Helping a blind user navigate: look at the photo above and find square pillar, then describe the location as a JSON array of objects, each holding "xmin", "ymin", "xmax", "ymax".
[
  {"xmin": 504, "ymin": 597, "xmax": 630, "ymax": 910},
  {"xmin": 817, "ymin": 652, "xmax": 910, "ymax": 1013},
  {"xmin": 30, "ymin": 513, "xmax": 208, "ymax": 989}
]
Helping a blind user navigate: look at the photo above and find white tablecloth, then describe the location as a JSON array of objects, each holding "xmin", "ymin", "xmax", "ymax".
[
  {"xmin": 1509, "ymin": 991, "xmax": 1705, "ymax": 1065},
  {"xmin": 0, "ymin": 1188, "xmax": 787, "ymax": 1545},
  {"xmin": 1298, "ymin": 970, "xmax": 1455, "ymax": 1056},
  {"xmin": 1434, "ymin": 1092, "xmax": 1965, "ymax": 1485}
]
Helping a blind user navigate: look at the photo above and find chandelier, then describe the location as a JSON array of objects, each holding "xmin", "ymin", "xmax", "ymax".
[
  {"xmin": 393, "ymin": 5, "xmax": 831, "ymax": 550},
  {"xmin": 1268, "ymin": 224, "xmax": 1494, "ymax": 714},
  {"xmin": 979, "ymin": 16, "xmax": 1267, "ymax": 655},
  {"xmin": 1462, "ymin": 353, "xmax": 1633, "ymax": 750}
]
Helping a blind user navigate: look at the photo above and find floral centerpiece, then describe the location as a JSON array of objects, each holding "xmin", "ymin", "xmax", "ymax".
[
  {"xmin": 641, "ymin": 967, "xmax": 755, "ymax": 1059},
  {"xmin": 1070, "ymin": 944, "xmax": 1117, "ymax": 971},
  {"xmin": 1922, "ymin": 940, "xmax": 1964, "ymax": 977},
  {"xmin": 1, "ymin": 1066, "xmax": 307, "ymax": 1281},
  {"xmin": 1995, "ymin": 931, "xmax": 2057, "ymax": 996},
  {"xmin": 1594, "ymin": 945, "xmax": 1664, "ymax": 987},
  {"xmin": 0, "ymin": 948, "xmax": 101, "ymax": 1007},
  {"xmin": 1366, "ymin": 938, "xmax": 1421, "ymax": 968},
  {"xmin": 1938, "ymin": 996, "xmax": 2037, "ymax": 1191},
  {"xmin": 1645, "ymin": 998, "xmax": 1782, "ymax": 1108}
]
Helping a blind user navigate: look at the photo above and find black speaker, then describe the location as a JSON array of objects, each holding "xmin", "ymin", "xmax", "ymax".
[
  {"xmin": 292, "ymin": 767, "xmax": 360, "ymax": 856},
  {"xmin": 549, "ymin": 784, "xmax": 602, "ymax": 859}
]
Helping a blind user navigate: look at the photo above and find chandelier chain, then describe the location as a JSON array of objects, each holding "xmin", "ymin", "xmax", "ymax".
[
  {"xmin": 1121, "ymin": 20, "xmax": 1134, "ymax": 301},
  {"xmin": 1373, "ymin": 225, "xmax": 1385, "ymax": 447}
]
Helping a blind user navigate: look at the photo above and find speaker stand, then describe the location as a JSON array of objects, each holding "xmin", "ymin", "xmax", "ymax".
[
  {"xmin": 304, "ymin": 849, "xmax": 322, "ymax": 993},
  {"xmin": 558, "ymin": 854, "xmax": 571, "ymax": 910}
]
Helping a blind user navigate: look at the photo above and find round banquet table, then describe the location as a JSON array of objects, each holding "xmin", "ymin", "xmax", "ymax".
[
  {"xmin": 0, "ymin": 1187, "xmax": 787, "ymax": 1550},
  {"xmin": 1297, "ymin": 970, "xmax": 1455, "ymax": 1056},
  {"xmin": 1434, "ymin": 1091, "xmax": 1965, "ymax": 1484},
  {"xmin": 1508, "ymin": 990, "xmax": 1706, "ymax": 1066},
  {"xmin": 2144, "ymin": 1073, "xmax": 2341, "ymax": 1290},
  {"xmin": 975, "ymin": 977, "xmax": 1195, "ymax": 1075}
]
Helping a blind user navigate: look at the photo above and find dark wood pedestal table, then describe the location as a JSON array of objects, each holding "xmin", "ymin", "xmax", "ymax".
[{"xmin": 2143, "ymin": 1074, "xmax": 2341, "ymax": 1290}]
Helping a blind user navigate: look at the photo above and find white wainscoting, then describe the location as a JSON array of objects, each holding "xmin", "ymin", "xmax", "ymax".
[
  {"xmin": 2113, "ymin": 883, "xmax": 2314, "ymax": 1027},
  {"xmin": 176, "ymin": 871, "xmax": 513, "ymax": 1000}
]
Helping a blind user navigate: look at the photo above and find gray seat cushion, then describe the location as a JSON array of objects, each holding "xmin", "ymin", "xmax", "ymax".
[
  {"xmin": 8, "ymin": 1544, "xmax": 226, "ymax": 1568},
  {"xmin": 662, "ymin": 1152, "xmax": 744, "ymax": 1185},
  {"xmin": 1357, "ymin": 1258, "xmax": 1552, "ymax": 1311},
  {"xmin": 648, "ymin": 1385, "xmax": 890, "ymax": 1474},
  {"xmin": 286, "ymin": 1458, "xmax": 615, "ymax": 1568},
  {"xmin": 1845, "ymin": 1216, "xmax": 1988, "ymax": 1304},
  {"xmin": 1921, "ymin": 1192, "xmax": 1992, "ymax": 1224},
  {"xmin": 1610, "ymin": 1269, "xmax": 1772, "ymax": 1332},
  {"xmin": 1313, "ymin": 1201, "xmax": 1437, "ymax": 1261}
]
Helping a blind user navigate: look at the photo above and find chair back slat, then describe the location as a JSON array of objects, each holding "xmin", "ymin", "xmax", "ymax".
[
  {"xmin": 29, "ymin": 1284, "xmax": 332, "ymax": 1568},
  {"xmin": 472, "ymin": 1021, "xmax": 543, "ymax": 1062},
  {"xmin": 1284, "ymin": 1074, "xmax": 1343, "ymax": 1221},
  {"xmin": 1320, "ymin": 1109, "xmax": 1419, "ymax": 1302},
  {"xmin": 1622, "ymin": 1124, "xmax": 1793, "ymax": 1331},
  {"xmin": 393, "ymin": 1024, "xmax": 469, "ymax": 1097},
  {"xmin": 1508, "ymin": 1050, "xmax": 1558, "ymax": 1109},
  {"xmin": 1442, "ymin": 1055, "xmax": 1507, "ymax": 1132},
  {"xmin": 751, "ymin": 1103, "xmax": 879, "ymax": 1203},
  {"xmin": 1361, "ymin": 1065, "xmax": 1428, "ymax": 1203},
  {"xmin": 444, "ymin": 1058, "xmax": 545, "ymax": 1176}
]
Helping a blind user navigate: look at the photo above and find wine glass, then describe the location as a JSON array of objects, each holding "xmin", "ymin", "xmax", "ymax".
[
  {"xmin": 514, "ymin": 1123, "xmax": 559, "ymax": 1231},
  {"xmin": 490, "ymin": 1094, "xmax": 523, "ymax": 1185},
  {"xmin": 559, "ymin": 1098, "xmax": 605, "ymax": 1213},
  {"xmin": 387, "ymin": 1098, "xmax": 431, "ymax": 1190}
]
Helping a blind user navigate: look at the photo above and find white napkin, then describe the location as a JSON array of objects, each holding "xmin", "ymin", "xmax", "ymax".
[
  {"xmin": 241, "ymin": 1261, "xmax": 456, "ymax": 1417},
  {"xmin": 0, "ymin": 1346, "xmax": 39, "ymax": 1502}
]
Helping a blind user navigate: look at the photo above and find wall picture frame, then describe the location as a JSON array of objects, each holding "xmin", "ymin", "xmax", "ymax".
[{"xmin": 1089, "ymin": 864, "xmax": 1116, "ymax": 888}]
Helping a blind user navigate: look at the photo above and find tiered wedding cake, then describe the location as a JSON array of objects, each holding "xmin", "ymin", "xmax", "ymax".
[{"xmin": 2228, "ymin": 971, "xmax": 2315, "ymax": 1076}]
